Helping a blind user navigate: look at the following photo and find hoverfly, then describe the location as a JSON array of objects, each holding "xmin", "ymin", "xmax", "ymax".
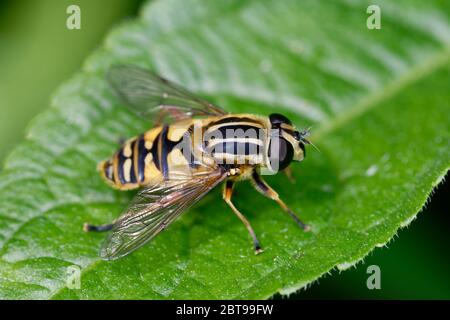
[{"xmin": 84, "ymin": 65, "xmax": 313, "ymax": 260}]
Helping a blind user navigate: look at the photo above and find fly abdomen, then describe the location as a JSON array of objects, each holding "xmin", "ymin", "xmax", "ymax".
[
  {"xmin": 99, "ymin": 123, "xmax": 198, "ymax": 190},
  {"xmin": 117, "ymin": 140, "xmax": 137, "ymax": 185},
  {"xmin": 99, "ymin": 128, "xmax": 162, "ymax": 190},
  {"xmin": 135, "ymin": 134, "xmax": 150, "ymax": 182},
  {"xmin": 99, "ymin": 159, "xmax": 115, "ymax": 183},
  {"xmin": 102, "ymin": 137, "xmax": 141, "ymax": 190}
]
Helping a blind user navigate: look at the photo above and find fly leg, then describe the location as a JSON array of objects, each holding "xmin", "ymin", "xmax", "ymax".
[
  {"xmin": 223, "ymin": 180, "xmax": 263, "ymax": 254},
  {"xmin": 251, "ymin": 170, "xmax": 310, "ymax": 231},
  {"xmin": 83, "ymin": 222, "xmax": 114, "ymax": 232},
  {"xmin": 283, "ymin": 167, "xmax": 296, "ymax": 183}
]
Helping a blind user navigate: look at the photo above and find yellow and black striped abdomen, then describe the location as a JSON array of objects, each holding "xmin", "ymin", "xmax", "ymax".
[
  {"xmin": 99, "ymin": 126, "xmax": 158, "ymax": 190},
  {"xmin": 99, "ymin": 123, "xmax": 195, "ymax": 190}
]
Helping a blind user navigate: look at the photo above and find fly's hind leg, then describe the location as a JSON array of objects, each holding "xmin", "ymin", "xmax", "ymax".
[
  {"xmin": 83, "ymin": 222, "xmax": 114, "ymax": 232},
  {"xmin": 251, "ymin": 170, "xmax": 310, "ymax": 231},
  {"xmin": 223, "ymin": 180, "xmax": 263, "ymax": 254}
]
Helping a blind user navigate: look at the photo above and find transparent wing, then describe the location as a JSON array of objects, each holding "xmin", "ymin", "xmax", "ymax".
[
  {"xmin": 100, "ymin": 168, "xmax": 227, "ymax": 260},
  {"xmin": 107, "ymin": 65, "xmax": 227, "ymax": 123}
]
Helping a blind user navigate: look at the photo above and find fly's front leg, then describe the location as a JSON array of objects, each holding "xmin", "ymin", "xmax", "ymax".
[
  {"xmin": 223, "ymin": 180, "xmax": 263, "ymax": 254},
  {"xmin": 251, "ymin": 170, "xmax": 310, "ymax": 231},
  {"xmin": 283, "ymin": 167, "xmax": 296, "ymax": 183}
]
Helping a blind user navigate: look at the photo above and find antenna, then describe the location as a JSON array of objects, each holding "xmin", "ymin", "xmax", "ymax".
[{"xmin": 300, "ymin": 127, "xmax": 320, "ymax": 153}]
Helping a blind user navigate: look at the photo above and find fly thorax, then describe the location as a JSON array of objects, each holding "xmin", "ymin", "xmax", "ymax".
[{"xmin": 203, "ymin": 118, "xmax": 267, "ymax": 166}]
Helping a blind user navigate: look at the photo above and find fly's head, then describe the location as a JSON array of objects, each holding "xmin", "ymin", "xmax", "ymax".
[{"xmin": 267, "ymin": 113, "xmax": 312, "ymax": 172}]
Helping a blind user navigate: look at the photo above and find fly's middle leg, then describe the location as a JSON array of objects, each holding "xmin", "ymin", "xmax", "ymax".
[
  {"xmin": 223, "ymin": 180, "xmax": 263, "ymax": 254},
  {"xmin": 251, "ymin": 169, "xmax": 310, "ymax": 231}
]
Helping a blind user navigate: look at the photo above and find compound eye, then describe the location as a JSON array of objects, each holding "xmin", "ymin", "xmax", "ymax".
[
  {"xmin": 268, "ymin": 137, "xmax": 294, "ymax": 171},
  {"xmin": 269, "ymin": 113, "xmax": 292, "ymax": 127}
]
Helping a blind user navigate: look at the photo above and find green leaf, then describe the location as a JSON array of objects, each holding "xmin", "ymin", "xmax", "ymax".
[{"xmin": 0, "ymin": 0, "xmax": 449, "ymax": 299}]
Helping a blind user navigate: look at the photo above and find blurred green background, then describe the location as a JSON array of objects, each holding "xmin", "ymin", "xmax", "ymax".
[
  {"xmin": 0, "ymin": 0, "xmax": 448, "ymax": 299},
  {"xmin": 0, "ymin": 0, "xmax": 142, "ymax": 161}
]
